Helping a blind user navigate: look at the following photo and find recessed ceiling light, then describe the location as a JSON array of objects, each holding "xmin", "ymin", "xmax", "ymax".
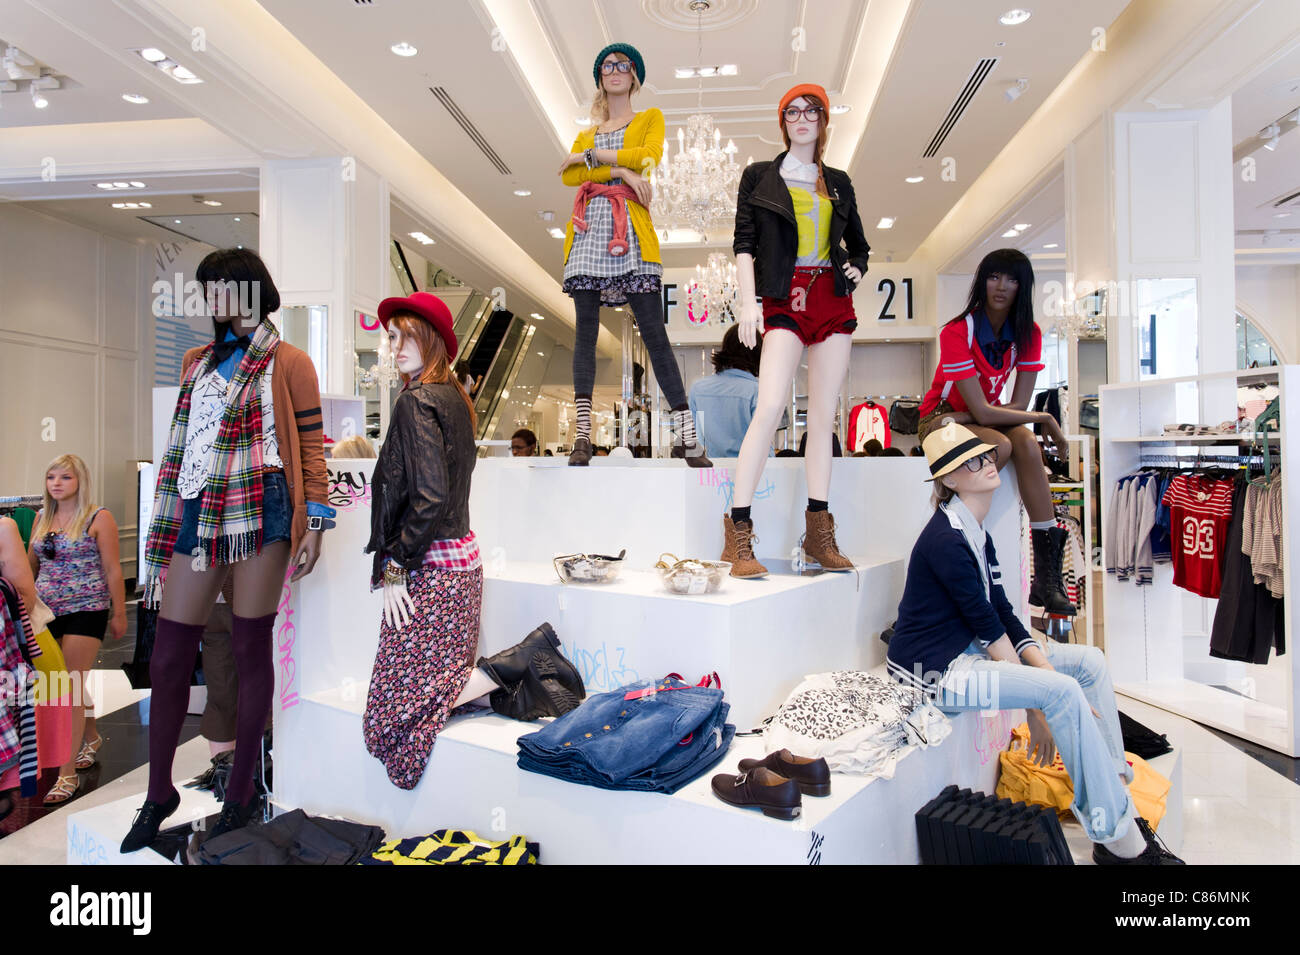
[
  {"xmin": 1275, "ymin": 212, "xmax": 1292, "ymax": 219},
  {"xmin": 530, "ymin": 312, "xmax": 545, "ymax": 321},
  {"xmin": 139, "ymin": 47, "xmax": 167, "ymax": 62},
  {"xmin": 1014, "ymin": 223, "xmax": 1031, "ymax": 230},
  {"xmin": 133, "ymin": 48, "xmax": 204, "ymax": 84},
  {"xmin": 202, "ymin": 200, "xmax": 222, "ymax": 206},
  {"xmin": 1002, "ymin": 229, "xmax": 1019, "ymax": 238},
  {"xmin": 513, "ymin": 189, "xmax": 532, "ymax": 197},
  {"xmin": 829, "ymin": 105, "xmax": 851, "ymax": 115},
  {"xmin": 391, "ymin": 42, "xmax": 417, "ymax": 57},
  {"xmin": 537, "ymin": 351, "xmax": 545, "ymax": 357},
  {"xmin": 122, "ymin": 93, "xmax": 150, "ymax": 104},
  {"xmin": 111, "ymin": 202, "xmax": 151, "ymax": 209},
  {"xmin": 1043, "ymin": 242, "xmax": 1059, "ymax": 248},
  {"xmin": 129, "ymin": 181, "xmax": 145, "ymax": 188},
  {"xmin": 97, "ymin": 181, "xmax": 147, "ymax": 190},
  {"xmin": 548, "ymin": 227, "xmax": 564, "ymax": 238},
  {"xmin": 408, "ymin": 231, "xmax": 435, "ymax": 245},
  {"xmin": 905, "ymin": 175, "xmax": 924, "ymax": 183},
  {"xmin": 174, "ymin": 219, "xmax": 182, "ymax": 224},
  {"xmin": 1000, "ymin": 8, "xmax": 1031, "ymax": 25},
  {"xmin": 876, "ymin": 217, "xmax": 895, "ymax": 229}
]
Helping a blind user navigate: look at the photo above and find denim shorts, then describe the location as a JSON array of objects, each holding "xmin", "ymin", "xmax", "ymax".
[{"xmin": 174, "ymin": 471, "xmax": 292, "ymax": 555}]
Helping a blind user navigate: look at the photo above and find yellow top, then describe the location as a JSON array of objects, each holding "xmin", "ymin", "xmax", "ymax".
[
  {"xmin": 561, "ymin": 108, "xmax": 664, "ymax": 266},
  {"xmin": 788, "ymin": 184, "xmax": 833, "ymax": 264}
]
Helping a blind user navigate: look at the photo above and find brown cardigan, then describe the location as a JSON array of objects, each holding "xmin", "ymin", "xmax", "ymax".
[{"xmin": 180, "ymin": 341, "xmax": 329, "ymax": 555}]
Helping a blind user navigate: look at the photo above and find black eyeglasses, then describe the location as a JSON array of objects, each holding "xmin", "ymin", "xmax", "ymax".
[
  {"xmin": 782, "ymin": 105, "xmax": 824, "ymax": 123},
  {"xmin": 41, "ymin": 531, "xmax": 59, "ymax": 560},
  {"xmin": 961, "ymin": 451, "xmax": 998, "ymax": 473},
  {"xmin": 600, "ymin": 61, "xmax": 634, "ymax": 75}
]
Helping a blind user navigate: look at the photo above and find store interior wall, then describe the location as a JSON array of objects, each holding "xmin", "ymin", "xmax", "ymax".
[{"xmin": 1235, "ymin": 264, "xmax": 1299, "ymax": 363}]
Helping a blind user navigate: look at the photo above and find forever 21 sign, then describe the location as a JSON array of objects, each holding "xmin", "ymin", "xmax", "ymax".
[{"xmin": 875, "ymin": 277, "xmax": 914, "ymax": 322}]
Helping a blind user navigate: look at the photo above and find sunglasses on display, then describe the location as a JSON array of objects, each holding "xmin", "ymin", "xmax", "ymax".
[
  {"xmin": 961, "ymin": 451, "xmax": 998, "ymax": 473},
  {"xmin": 600, "ymin": 61, "xmax": 634, "ymax": 75},
  {"xmin": 782, "ymin": 106, "xmax": 824, "ymax": 122},
  {"xmin": 41, "ymin": 531, "xmax": 59, "ymax": 560}
]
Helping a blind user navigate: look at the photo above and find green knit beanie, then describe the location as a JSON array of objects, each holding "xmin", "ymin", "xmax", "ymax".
[{"xmin": 593, "ymin": 43, "xmax": 645, "ymax": 87}]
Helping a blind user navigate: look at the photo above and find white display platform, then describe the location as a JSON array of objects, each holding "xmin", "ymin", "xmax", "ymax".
[{"xmin": 67, "ymin": 786, "xmax": 222, "ymax": 866}]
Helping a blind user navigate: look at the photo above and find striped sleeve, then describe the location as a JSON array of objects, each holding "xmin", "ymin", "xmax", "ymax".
[
  {"xmin": 1015, "ymin": 322, "xmax": 1045, "ymax": 371},
  {"xmin": 935, "ymin": 320, "xmax": 979, "ymax": 383},
  {"xmin": 286, "ymin": 352, "xmax": 328, "ymax": 506}
]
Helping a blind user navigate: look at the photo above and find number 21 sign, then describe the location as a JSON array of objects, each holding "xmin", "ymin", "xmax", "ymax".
[{"xmin": 874, "ymin": 277, "xmax": 914, "ymax": 322}]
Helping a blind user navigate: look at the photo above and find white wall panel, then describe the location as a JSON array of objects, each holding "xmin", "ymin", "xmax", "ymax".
[
  {"xmin": 102, "ymin": 238, "xmax": 141, "ymax": 352},
  {"xmin": 102, "ymin": 354, "xmax": 139, "ymax": 530},
  {"xmin": 0, "ymin": 206, "xmax": 99, "ymax": 343},
  {"xmin": 1127, "ymin": 121, "xmax": 1199, "ymax": 263},
  {"xmin": 272, "ymin": 163, "xmax": 337, "ymax": 294}
]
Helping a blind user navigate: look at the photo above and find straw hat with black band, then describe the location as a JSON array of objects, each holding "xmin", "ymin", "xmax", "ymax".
[{"xmin": 920, "ymin": 422, "xmax": 998, "ymax": 482}]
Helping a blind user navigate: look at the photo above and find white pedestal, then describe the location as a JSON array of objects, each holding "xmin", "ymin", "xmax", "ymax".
[{"xmin": 67, "ymin": 786, "xmax": 222, "ymax": 865}]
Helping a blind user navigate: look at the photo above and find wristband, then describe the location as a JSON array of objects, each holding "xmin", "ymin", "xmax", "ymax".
[
  {"xmin": 585, "ymin": 148, "xmax": 595, "ymax": 169},
  {"xmin": 383, "ymin": 559, "xmax": 408, "ymax": 586}
]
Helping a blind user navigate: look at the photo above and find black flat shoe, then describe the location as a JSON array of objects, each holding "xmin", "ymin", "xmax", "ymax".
[
  {"xmin": 208, "ymin": 794, "xmax": 261, "ymax": 840},
  {"xmin": 120, "ymin": 789, "xmax": 181, "ymax": 853}
]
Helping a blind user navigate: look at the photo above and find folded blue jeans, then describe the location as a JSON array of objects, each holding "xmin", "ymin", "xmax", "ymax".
[
  {"xmin": 517, "ymin": 675, "xmax": 735, "ymax": 794},
  {"xmin": 934, "ymin": 640, "xmax": 1137, "ymax": 843}
]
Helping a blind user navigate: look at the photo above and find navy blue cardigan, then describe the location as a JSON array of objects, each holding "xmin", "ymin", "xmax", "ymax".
[{"xmin": 886, "ymin": 503, "xmax": 1036, "ymax": 690}]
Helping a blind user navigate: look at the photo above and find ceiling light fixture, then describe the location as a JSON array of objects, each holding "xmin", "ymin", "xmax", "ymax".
[
  {"xmin": 234, "ymin": 217, "xmax": 241, "ymax": 222},
  {"xmin": 133, "ymin": 47, "xmax": 204, "ymax": 84},
  {"xmin": 999, "ymin": 8, "xmax": 1031, "ymax": 25},
  {"xmin": 31, "ymin": 88, "xmax": 48, "ymax": 108},
  {"xmin": 139, "ymin": 47, "xmax": 167, "ymax": 62},
  {"xmin": 1002, "ymin": 229, "xmax": 1019, "ymax": 238},
  {"xmin": 97, "ymin": 181, "xmax": 147, "ymax": 190},
  {"xmin": 202, "ymin": 199, "xmax": 222, "ymax": 206},
  {"xmin": 1043, "ymin": 242, "xmax": 1058, "ymax": 248},
  {"xmin": 513, "ymin": 189, "xmax": 531, "ymax": 197},
  {"xmin": 905, "ymin": 175, "xmax": 924, "ymax": 183},
  {"xmin": 829, "ymin": 104, "xmax": 851, "ymax": 115},
  {"xmin": 122, "ymin": 93, "xmax": 149, "ymax": 104},
  {"xmin": 1013, "ymin": 222, "xmax": 1031, "ymax": 230},
  {"xmin": 530, "ymin": 312, "xmax": 545, "ymax": 321},
  {"xmin": 548, "ymin": 227, "xmax": 564, "ymax": 238},
  {"xmin": 1004, "ymin": 78, "xmax": 1029, "ymax": 102},
  {"xmin": 408, "ymin": 231, "xmax": 435, "ymax": 245},
  {"xmin": 877, "ymin": 217, "xmax": 895, "ymax": 229},
  {"xmin": 1275, "ymin": 212, "xmax": 1292, "ymax": 219},
  {"xmin": 111, "ymin": 202, "xmax": 151, "ymax": 209},
  {"xmin": 390, "ymin": 42, "xmax": 417, "ymax": 57}
]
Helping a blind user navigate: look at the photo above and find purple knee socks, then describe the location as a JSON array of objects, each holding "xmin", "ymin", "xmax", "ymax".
[
  {"xmin": 225, "ymin": 611, "xmax": 277, "ymax": 806},
  {"xmin": 146, "ymin": 617, "xmax": 206, "ymax": 803}
]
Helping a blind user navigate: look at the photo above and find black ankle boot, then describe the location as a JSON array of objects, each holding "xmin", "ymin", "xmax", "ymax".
[
  {"xmin": 209, "ymin": 793, "xmax": 260, "ymax": 840},
  {"xmin": 1030, "ymin": 526, "xmax": 1076, "ymax": 615},
  {"xmin": 120, "ymin": 789, "xmax": 181, "ymax": 853},
  {"xmin": 489, "ymin": 646, "xmax": 586, "ymax": 722},
  {"xmin": 477, "ymin": 623, "xmax": 561, "ymax": 689}
]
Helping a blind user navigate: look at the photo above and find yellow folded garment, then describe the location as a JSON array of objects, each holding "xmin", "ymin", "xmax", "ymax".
[{"xmin": 996, "ymin": 723, "xmax": 1169, "ymax": 830}]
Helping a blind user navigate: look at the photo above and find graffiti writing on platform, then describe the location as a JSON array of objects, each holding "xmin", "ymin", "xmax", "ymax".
[
  {"xmin": 704, "ymin": 467, "xmax": 776, "ymax": 513},
  {"xmin": 328, "ymin": 467, "xmax": 372, "ymax": 511},
  {"xmin": 567, "ymin": 642, "xmax": 639, "ymax": 693},
  {"xmin": 973, "ymin": 709, "xmax": 1015, "ymax": 766},
  {"xmin": 277, "ymin": 563, "xmax": 299, "ymax": 711}
]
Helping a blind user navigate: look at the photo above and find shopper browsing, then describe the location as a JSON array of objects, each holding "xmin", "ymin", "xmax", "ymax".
[
  {"xmin": 886, "ymin": 423, "xmax": 1183, "ymax": 865},
  {"xmin": 364, "ymin": 293, "xmax": 579, "ymax": 790},
  {"xmin": 687, "ymin": 325, "xmax": 764, "ymax": 458},
  {"xmin": 510, "ymin": 428, "xmax": 538, "ymax": 457},
  {"xmin": 27, "ymin": 453, "xmax": 126, "ymax": 806},
  {"xmin": 916, "ymin": 249, "xmax": 1074, "ymax": 615}
]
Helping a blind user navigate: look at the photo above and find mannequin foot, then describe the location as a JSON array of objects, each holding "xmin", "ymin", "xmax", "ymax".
[
  {"xmin": 670, "ymin": 409, "xmax": 712, "ymax": 467},
  {"xmin": 722, "ymin": 516, "xmax": 767, "ymax": 578},
  {"xmin": 568, "ymin": 437, "xmax": 592, "ymax": 466},
  {"xmin": 801, "ymin": 509, "xmax": 854, "ymax": 571},
  {"xmin": 671, "ymin": 441, "xmax": 713, "ymax": 468}
]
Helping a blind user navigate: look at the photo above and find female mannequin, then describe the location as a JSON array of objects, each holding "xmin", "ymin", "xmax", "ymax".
[
  {"xmin": 364, "ymin": 293, "xmax": 582, "ymax": 789},
  {"xmin": 558, "ymin": 43, "xmax": 709, "ymax": 467},
  {"xmin": 123, "ymin": 248, "xmax": 331, "ymax": 852},
  {"xmin": 722, "ymin": 84, "xmax": 871, "ymax": 578}
]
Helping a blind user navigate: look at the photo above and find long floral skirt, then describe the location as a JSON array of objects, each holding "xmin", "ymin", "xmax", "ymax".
[{"xmin": 362, "ymin": 565, "xmax": 483, "ymax": 790}]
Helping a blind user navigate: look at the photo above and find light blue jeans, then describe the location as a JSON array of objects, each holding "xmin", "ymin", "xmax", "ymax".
[{"xmin": 935, "ymin": 640, "xmax": 1137, "ymax": 843}]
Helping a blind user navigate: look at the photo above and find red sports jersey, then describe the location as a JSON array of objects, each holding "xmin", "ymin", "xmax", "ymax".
[
  {"xmin": 919, "ymin": 314, "xmax": 1044, "ymax": 417},
  {"xmin": 1161, "ymin": 475, "xmax": 1234, "ymax": 598}
]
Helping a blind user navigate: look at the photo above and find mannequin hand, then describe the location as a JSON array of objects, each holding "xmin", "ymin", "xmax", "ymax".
[
  {"xmin": 290, "ymin": 530, "xmax": 322, "ymax": 582},
  {"xmin": 841, "ymin": 262, "xmax": 863, "ymax": 286},
  {"xmin": 109, "ymin": 610, "xmax": 127, "ymax": 642},
  {"xmin": 619, "ymin": 168, "xmax": 653, "ymax": 206},
  {"xmin": 383, "ymin": 577, "xmax": 415, "ymax": 629},
  {"xmin": 1025, "ymin": 708, "xmax": 1057, "ymax": 767},
  {"xmin": 1038, "ymin": 415, "xmax": 1069, "ymax": 457},
  {"xmin": 558, "ymin": 152, "xmax": 586, "ymax": 173},
  {"xmin": 738, "ymin": 299, "xmax": 764, "ymax": 349}
]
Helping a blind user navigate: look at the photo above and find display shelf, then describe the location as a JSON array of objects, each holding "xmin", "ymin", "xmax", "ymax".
[
  {"xmin": 1108, "ymin": 432, "xmax": 1279, "ymax": 444},
  {"xmin": 1117, "ymin": 680, "xmax": 1290, "ymax": 754},
  {"xmin": 66, "ymin": 786, "xmax": 222, "ymax": 865}
]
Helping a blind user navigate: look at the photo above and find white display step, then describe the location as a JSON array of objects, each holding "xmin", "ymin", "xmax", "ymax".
[{"xmin": 67, "ymin": 785, "xmax": 224, "ymax": 865}]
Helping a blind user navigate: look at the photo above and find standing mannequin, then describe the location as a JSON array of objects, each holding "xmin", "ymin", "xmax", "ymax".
[
  {"xmin": 558, "ymin": 43, "xmax": 710, "ymax": 467},
  {"xmin": 722, "ymin": 84, "xmax": 871, "ymax": 578},
  {"xmin": 122, "ymin": 249, "xmax": 332, "ymax": 852}
]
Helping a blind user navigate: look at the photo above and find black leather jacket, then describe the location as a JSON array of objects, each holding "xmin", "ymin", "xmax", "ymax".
[
  {"xmin": 732, "ymin": 151, "xmax": 871, "ymax": 299},
  {"xmin": 366, "ymin": 381, "xmax": 476, "ymax": 582}
]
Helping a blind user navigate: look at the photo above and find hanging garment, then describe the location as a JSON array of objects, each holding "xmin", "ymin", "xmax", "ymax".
[
  {"xmin": 889, "ymin": 397, "xmax": 921, "ymax": 435},
  {"xmin": 1161, "ymin": 474, "xmax": 1235, "ymax": 598},
  {"xmin": 1056, "ymin": 514, "xmax": 1087, "ymax": 613},
  {"xmin": 1150, "ymin": 473, "xmax": 1173, "ymax": 563},
  {"xmin": 362, "ymin": 830, "xmax": 539, "ymax": 866},
  {"xmin": 1243, "ymin": 475, "xmax": 1285, "ymax": 599},
  {"xmin": 0, "ymin": 626, "xmax": 74, "ymax": 793},
  {"xmin": 1212, "ymin": 479, "xmax": 1283, "ymax": 663},
  {"xmin": 848, "ymin": 401, "xmax": 891, "ymax": 452},
  {"xmin": 0, "ymin": 579, "xmax": 39, "ymax": 796},
  {"xmin": 996, "ymin": 723, "xmax": 1170, "ymax": 830},
  {"xmin": 763, "ymin": 670, "xmax": 952, "ymax": 778}
]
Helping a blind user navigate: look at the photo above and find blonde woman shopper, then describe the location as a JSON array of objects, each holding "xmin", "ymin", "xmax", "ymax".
[{"xmin": 27, "ymin": 453, "xmax": 126, "ymax": 805}]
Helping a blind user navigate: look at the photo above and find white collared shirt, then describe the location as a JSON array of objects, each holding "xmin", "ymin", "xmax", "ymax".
[{"xmin": 941, "ymin": 495, "xmax": 990, "ymax": 601}]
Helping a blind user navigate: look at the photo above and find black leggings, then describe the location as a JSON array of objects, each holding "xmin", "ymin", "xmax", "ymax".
[{"xmin": 571, "ymin": 290, "xmax": 687, "ymax": 409}]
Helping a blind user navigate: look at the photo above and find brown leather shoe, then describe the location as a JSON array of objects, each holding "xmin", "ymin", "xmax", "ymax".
[
  {"xmin": 722, "ymin": 516, "xmax": 767, "ymax": 578},
  {"xmin": 737, "ymin": 749, "xmax": 831, "ymax": 797},
  {"xmin": 710, "ymin": 766, "xmax": 802, "ymax": 820},
  {"xmin": 801, "ymin": 509, "xmax": 854, "ymax": 571}
]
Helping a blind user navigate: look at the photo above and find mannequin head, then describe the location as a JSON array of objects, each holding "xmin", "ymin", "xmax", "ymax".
[
  {"xmin": 779, "ymin": 93, "xmax": 829, "ymax": 196},
  {"xmin": 965, "ymin": 248, "xmax": 1035, "ymax": 349},
  {"xmin": 196, "ymin": 248, "xmax": 280, "ymax": 339},
  {"xmin": 923, "ymin": 422, "xmax": 1000, "ymax": 511},
  {"xmin": 933, "ymin": 450, "xmax": 1000, "ymax": 507},
  {"xmin": 37, "ymin": 452, "xmax": 95, "ymax": 540},
  {"xmin": 386, "ymin": 313, "xmax": 478, "ymax": 428},
  {"xmin": 591, "ymin": 49, "xmax": 641, "ymax": 123}
]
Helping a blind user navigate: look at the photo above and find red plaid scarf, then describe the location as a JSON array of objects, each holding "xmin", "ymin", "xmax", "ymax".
[{"xmin": 142, "ymin": 321, "xmax": 279, "ymax": 608}]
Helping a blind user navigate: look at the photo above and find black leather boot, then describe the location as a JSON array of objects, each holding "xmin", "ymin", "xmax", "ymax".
[
  {"xmin": 1029, "ymin": 526, "xmax": 1076, "ymax": 615},
  {"xmin": 489, "ymin": 646, "xmax": 585, "ymax": 722},
  {"xmin": 477, "ymin": 623, "xmax": 561, "ymax": 689}
]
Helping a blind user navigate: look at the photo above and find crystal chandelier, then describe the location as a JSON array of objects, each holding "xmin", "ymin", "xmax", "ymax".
[
  {"xmin": 649, "ymin": 1, "xmax": 742, "ymax": 241},
  {"xmin": 686, "ymin": 252, "xmax": 738, "ymax": 325},
  {"xmin": 355, "ymin": 331, "xmax": 402, "ymax": 390}
]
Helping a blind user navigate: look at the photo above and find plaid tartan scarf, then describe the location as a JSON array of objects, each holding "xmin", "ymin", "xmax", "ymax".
[{"xmin": 143, "ymin": 321, "xmax": 280, "ymax": 608}]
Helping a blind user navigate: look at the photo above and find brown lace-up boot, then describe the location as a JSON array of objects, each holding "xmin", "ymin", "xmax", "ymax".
[
  {"xmin": 721, "ymin": 516, "xmax": 767, "ymax": 578},
  {"xmin": 801, "ymin": 509, "xmax": 855, "ymax": 571}
]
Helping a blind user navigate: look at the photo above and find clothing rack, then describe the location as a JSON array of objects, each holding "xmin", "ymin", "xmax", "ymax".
[
  {"xmin": 847, "ymin": 394, "xmax": 922, "ymax": 403},
  {"xmin": 1137, "ymin": 452, "xmax": 1264, "ymax": 468},
  {"xmin": 0, "ymin": 495, "xmax": 42, "ymax": 513}
]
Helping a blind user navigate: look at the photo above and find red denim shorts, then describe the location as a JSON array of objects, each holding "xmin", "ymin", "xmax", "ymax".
[{"xmin": 761, "ymin": 266, "xmax": 858, "ymax": 346}]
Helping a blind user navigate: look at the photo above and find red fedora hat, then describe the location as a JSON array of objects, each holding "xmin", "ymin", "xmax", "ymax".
[{"xmin": 377, "ymin": 291, "xmax": 458, "ymax": 360}]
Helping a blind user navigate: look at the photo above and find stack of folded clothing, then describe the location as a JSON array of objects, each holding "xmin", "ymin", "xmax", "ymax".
[
  {"xmin": 361, "ymin": 829, "xmax": 539, "ymax": 865},
  {"xmin": 915, "ymin": 785, "xmax": 1073, "ymax": 864},
  {"xmin": 516, "ymin": 674, "xmax": 735, "ymax": 794}
]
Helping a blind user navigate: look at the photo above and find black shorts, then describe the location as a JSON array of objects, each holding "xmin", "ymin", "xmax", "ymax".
[{"xmin": 48, "ymin": 608, "xmax": 110, "ymax": 642}]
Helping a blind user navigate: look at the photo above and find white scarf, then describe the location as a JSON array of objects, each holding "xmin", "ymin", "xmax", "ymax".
[{"xmin": 941, "ymin": 496, "xmax": 990, "ymax": 601}]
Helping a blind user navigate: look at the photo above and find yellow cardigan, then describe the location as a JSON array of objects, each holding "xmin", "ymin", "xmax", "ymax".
[{"xmin": 561, "ymin": 108, "xmax": 664, "ymax": 266}]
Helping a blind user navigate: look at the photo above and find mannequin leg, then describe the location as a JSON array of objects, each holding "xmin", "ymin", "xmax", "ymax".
[
  {"xmin": 454, "ymin": 667, "xmax": 498, "ymax": 708},
  {"xmin": 731, "ymin": 330, "xmax": 804, "ymax": 508},
  {"xmin": 802, "ymin": 333, "xmax": 853, "ymax": 501},
  {"xmin": 225, "ymin": 541, "xmax": 291, "ymax": 806},
  {"xmin": 624, "ymin": 291, "xmax": 687, "ymax": 408},
  {"xmin": 1006, "ymin": 424, "xmax": 1053, "ymax": 523}
]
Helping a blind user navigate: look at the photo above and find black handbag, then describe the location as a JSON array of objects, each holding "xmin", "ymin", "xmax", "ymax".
[
  {"xmin": 1079, "ymin": 397, "xmax": 1099, "ymax": 430},
  {"xmin": 889, "ymin": 398, "xmax": 921, "ymax": 434}
]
